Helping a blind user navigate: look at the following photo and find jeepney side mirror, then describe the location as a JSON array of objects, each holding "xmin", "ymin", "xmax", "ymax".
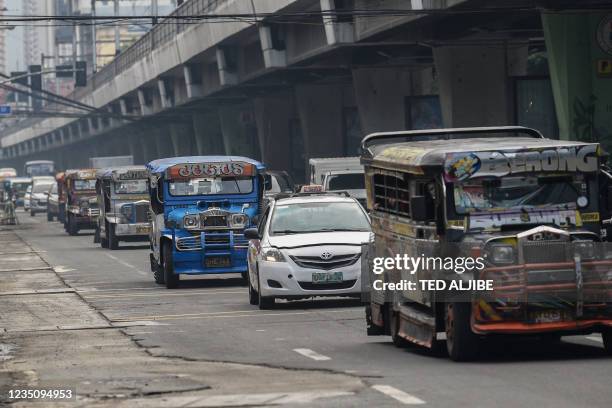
[
  {"xmin": 264, "ymin": 175, "xmax": 272, "ymax": 191},
  {"xmin": 244, "ymin": 228, "xmax": 260, "ymax": 240},
  {"xmin": 252, "ymin": 215, "xmax": 260, "ymax": 226},
  {"xmin": 410, "ymin": 196, "xmax": 429, "ymax": 222}
]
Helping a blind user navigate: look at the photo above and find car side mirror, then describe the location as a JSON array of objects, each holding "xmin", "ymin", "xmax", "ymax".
[
  {"xmin": 244, "ymin": 228, "xmax": 260, "ymax": 240},
  {"xmin": 410, "ymin": 196, "xmax": 428, "ymax": 222}
]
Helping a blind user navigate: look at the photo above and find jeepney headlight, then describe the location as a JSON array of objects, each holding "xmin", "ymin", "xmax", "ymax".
[
  {"xmin": 262, "ymin": 247, "xmax": 286, "ymax": 263},
  {"xmin": 80, "ymin": 201, "xmax": 89, "ymax": 209},
  {"xmin": 183, "ymin": 215, "xmax": 199, "ymax": 229},
  {"xmin": 489, "ymin": 244, "xmax": 515, "ymax": 264},
  {"xmin": 573, "ymin": 241, "xmax": 596, "ymax": 261},
  {"xmin": 230, "ymin": 213, "xmax": 248, "ymax": 229},
  {"xmin": 120, "ymin": 204, "xmax": 134, "ymax": 222}
]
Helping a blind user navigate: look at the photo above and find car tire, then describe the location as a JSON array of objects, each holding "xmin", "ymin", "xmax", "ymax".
[
  {"xmin": 67, "ymin": 214, "xmax": 78, "ymax": 236},
  {"xmin": 388, "ymin": 306, "xmax": 410, "ymax": 348},
  {"xmin": 445, "ymin": 302, "xmax": 480, "ymax": 361},
  {"xmin": 163, "ymin": 241, "xmax": 179, "ymax": 289},
  {"xmin": 108, "ymin": 223, "xmax": 119, "ymax": 250},
  {"xmin": 603, "ymin": 330, "xmax": 612, "ymax": 356},
  {"xmin": 257, "ymin": 268, "xmax": 274, "ymax": 309},
  {"xmin": 30, "ymin": 210, "xmax": 35, "ymax": 217},
  {"xmin": 153, "ymin": 258, "xmax": 165, "ymax": 285},
  {"xmin": 47, "ymin": 212, "xmax": 53, "ymax": 221},
  {"xmin": 249, "ymin": 277, "xmax": 259, "ymax": 305}
]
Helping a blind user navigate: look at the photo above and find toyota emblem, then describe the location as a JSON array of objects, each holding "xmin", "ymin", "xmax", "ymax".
[{"xmin": 320, "ymin": 251, "xmax": 333, "ymax": 260}]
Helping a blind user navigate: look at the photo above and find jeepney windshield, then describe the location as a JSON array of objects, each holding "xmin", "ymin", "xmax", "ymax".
[
  {"xmin": 168, "ymin": 177, "xmax": 254, "ymax": 196},
  {"xmin": 11, "ymin": 182, "xmax": 30, "ymax": 193},
  {"xmin": 453, "ymin": 174, "xmax": 587, "ymax": 214},
  {"xmin": 114, "ymin": 180, "xmax": 147, "ymax": 194},
  {"xmin": 73, "ymin": 179, "xmax": 96, "ymax": 191}
]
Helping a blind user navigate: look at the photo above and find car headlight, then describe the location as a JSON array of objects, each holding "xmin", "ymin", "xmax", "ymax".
[
  {"xmin": 262, "ymin": 247, "xmax": 286, "ymax": 262},
  {"xmin": 120, "ymin": 204, "xmax": 134, "ymax": 222},
  {"xmin": 489, "ymin": 244, "xmax": 515, "ymax": 264},
  {"xmin": 183, "ymin": 215, "xmax": 200, "ymax": 229},
  {"xmin": 230, "ymin": 213, "xmax": 249, "ymax": 229},
  {"xmin": 573, "ymin": 240, "xmax": 596, "ymax": 261}
]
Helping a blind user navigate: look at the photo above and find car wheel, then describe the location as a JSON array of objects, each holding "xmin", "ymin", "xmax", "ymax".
[
  {"xmin": 108, "ymin": 223, "xmax": 119, "ymax": 250},
  {"xmin": 603, "ymin": 330, "xmax": 612, "ymax": 356},
  {"xmin": 257, "ymin": 266, "xmax": 274, "ymax": 309},
  {"xmin": 47, "ymin": 212, "xmax": 53, "ymax": 221},
  {"xmin": 445, "ymin": 302, "xmax": 479, "ymax": 361},
  {"xmin": 67, "ymin": 214, "xmax": 78, "ymax": 236},
  {"xmin": 249, "ymin": 276, "xmax": 259, "ymax": 305},
  {"xmin": 30, "ymin": 210, "xmax": 35, "ymax": 217},
  {"xmin": 162, "ymin": 241, "xmax": 179, "ymax": 289}
]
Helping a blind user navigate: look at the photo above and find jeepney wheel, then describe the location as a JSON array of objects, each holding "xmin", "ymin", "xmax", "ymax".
[
  {"xmin": 153, "ymin": 260, "xmax": 165, "ymax": 285},
  {"xmin": 445, "ymin": 302, "xmax": 479, "ymax": 361},
  {"xmin": 162, "ymin": 241, "xmax": 179, "ymax": 289},
  {"xmin": 30, "ymin": 210, "xmax": 35, "ymax": 217},
  {"xmin": 387, "ymin": 306, "xmax": 410, "ymax": 348},
  {"xmin": 67, "ymin": 214, "xmax": 78, "ymax": 236},
  {"xmin": 108, "ymin": 223, "xmax": 119, "ymax": 250},
  {"xmin": 603, "ymin": 330, "xmax": 612, "ymax": 355},
  {"xmin": 257, "ymin": 266, "xmax": 274, "ymax": 309},
  {"xmin": 47, "ymin": 212, "xmax": 53, "ymax": 222},
  {"xmin": 93, "ymin": 226, "xmax": 101, "ymax": 244}
]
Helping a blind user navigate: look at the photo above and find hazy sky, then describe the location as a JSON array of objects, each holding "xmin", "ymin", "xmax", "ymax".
[{"xmin": 5, "ymin": 0, "xmax": 24, "ymax": 72}]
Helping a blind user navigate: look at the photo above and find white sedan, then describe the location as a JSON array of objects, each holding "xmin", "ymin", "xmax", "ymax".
[{"xmin": 245, "ymin": 194, "xmax": 371, "ymax": 309}]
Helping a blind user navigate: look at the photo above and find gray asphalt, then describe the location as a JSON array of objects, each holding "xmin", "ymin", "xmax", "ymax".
[{"xmin": 16, "ymin": 212, "xmax": 612, "ymax": 408}]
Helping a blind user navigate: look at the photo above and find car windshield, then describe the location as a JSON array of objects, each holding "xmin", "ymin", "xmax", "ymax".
[
  {"xmin": 169, "ymin": 177, "xmax": 253, "ymax": 196},
  {"xmin": 326, "ymin": 173, "xmax": 365, "ymax": 190},
  {"xmin": 270, "ymin": 201, "xmax": 370, "ymax": 234},
  {"xmin": 114, "ymin": 180, "xmax": 147, "ymax": 194},
  {"xmin": 453, "ymin": 174, "xmax": 587, "ymax": 214},
  {"xmin": 266, "ymin": 174, "xmax": 293, "ymax": 193},
  {"xmin": 74, "ymin": 179, "xmax": 96, "ymax": 191},
  {"xmin": 32, "ymin": 183, "xmax": 53, "ymax": 193}
]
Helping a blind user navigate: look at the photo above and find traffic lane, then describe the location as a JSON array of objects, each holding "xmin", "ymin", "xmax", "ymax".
[{"xmin": 17, "ymin": 213, "xmax": 612, "ymax": 407}]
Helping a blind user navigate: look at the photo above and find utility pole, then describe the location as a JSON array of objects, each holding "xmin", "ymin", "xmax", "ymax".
[
  {"xmin": 114, "ymin": 0, "xmax": 120, "ymax": 55},
  {"xmin": 91, "ymin": 0, "xmax": 97, "ymax": 71},
  {"xmin": 152, "ymin": 0, "xmax": 159, "ymax": 25}
]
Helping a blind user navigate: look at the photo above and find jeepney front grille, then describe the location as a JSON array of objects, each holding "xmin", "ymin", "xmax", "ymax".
[
  {"xmin": 290, "ymin": 253, "xmax": 361, "ymax": 270},
  {"xmin": 176, "ymin": 231, "xmax": 248, "ymax": 251},
  {"xmin": 522, "ymin": 241, "xmax": 569, "ymax": 264},
  {"xmin": 87, "ymin": 208, "xmax": 100, "ymax": 217},
  {"xmin": 134, "ymin": 203, "xmax": 150, "ymax": 223}
]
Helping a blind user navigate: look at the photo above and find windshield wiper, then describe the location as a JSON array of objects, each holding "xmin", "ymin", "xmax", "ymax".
[
  {"xmin": 272, "ymin": 230, "xmax": 302, "ymax": 234},
  {"xmin": 317, "ymin": 228, "xmax": 368, "ymax": 232}
]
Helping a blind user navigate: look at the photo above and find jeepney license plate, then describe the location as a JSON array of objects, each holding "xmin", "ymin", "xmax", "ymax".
[
  {"xmin": 531, "ymin": 310, "xmax": 565, "ymax": 323},
  {"xmin": 312, "ymin": 272, "xmax": 343, "ymax": 284},
  {"xmin": 136, "ymin": 225, "xmax": 150, "ymax": 233},
  {"xmin": 205, "ymin": 256, "xmax": 231, "ymax": 268}
]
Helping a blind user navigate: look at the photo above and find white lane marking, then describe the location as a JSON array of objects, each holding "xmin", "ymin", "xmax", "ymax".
[
  {"xmin": 104, "ymin": 253, "xmax": 147, "ymax": 276},
  {"xmin": 586, "ymin": 335, "xmax": 603, "ymax": 343},
  {"xmin": 85, "ymin": 290, "xmax": 246, "ymax": 299},
  {"xmin": 54, "ymin": 266, "xmax": 75, "ymax": 273},
  {"xmin": 256, "ymin": 329, "xmax": 266, "ymax": 332},
  {"xmin": 293, "ymin": 348, "xmax": 331, "ymax": 361},
  {"xmin": 372, "ymin": 385, "xmax": 426, "ymax": 405}
]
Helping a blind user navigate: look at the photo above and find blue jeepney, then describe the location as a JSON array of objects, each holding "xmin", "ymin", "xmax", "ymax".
[{"xmin": 146, "ymin": 156, "xmax": 266, "ymax": 288}]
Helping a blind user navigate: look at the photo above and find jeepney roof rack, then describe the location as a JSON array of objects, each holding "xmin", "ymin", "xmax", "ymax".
[{"xmin": 361, "ymin": 126, "xmax": 544, "ymax": 157}]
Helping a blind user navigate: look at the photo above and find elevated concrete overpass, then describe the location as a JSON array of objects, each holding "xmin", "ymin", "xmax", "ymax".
[{"xmin": 1, "ymin": 0, "xmax": 605, "ymax": 181}]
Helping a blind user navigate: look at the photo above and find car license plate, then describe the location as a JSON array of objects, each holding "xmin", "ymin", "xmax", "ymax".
[
  {"xmin": 531, "ymin": 310, "xmax": 565, "ymax": 324},
  {"xmin": 312, "ymin": 272, "xmax": 343, "ymax": 284},
  {"xmin": 136, "ymin": 225, "xmax": 150, "ymax": 233},
  {"xmin": 205, "ymin": 256, "xmax": 231, "ymax": 268}
]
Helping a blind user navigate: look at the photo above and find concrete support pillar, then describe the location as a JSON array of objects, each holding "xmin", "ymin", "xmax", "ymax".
[
  {"xmin": 138, "ymin": 89, "xmax": 154, "ymax": 115},
  {"xmin": 218, "ymin": 104, "xmax": 260, "ymax": 159},
  {"xmin": 183, "ymin": 64, "xmax": 204, "ymax": 99},
  {"xmin": 192, "ymin": 111, "xmax": 225, "ymax": 155},
  {"xmin": 321, "ymin": 0, "xmax": 354, "ymax": 45},
  {"xmin": 158, "ymin": 78, "xmax": 174, "ymax": 109},
  {"xmin": 253, "ymin": 94, "xmax": 295, "ymax": 170},
  {"xmin": 259, "ymin": 25, "xmax": 287, "ymax": 68},
  {"xmin": 169, "ymin": 122, "xmax": 196, "ymax": 157},
  {"xmin": 433, "ymin": 44, "xmax": 519, "ymax": 127},
  {"xmin": 216, "ymin": 48, "xmax": 238, "ymax": 86},
  {"xmin": 295, "ymin": 84, "xmax": 345, "ymax": 170}
]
